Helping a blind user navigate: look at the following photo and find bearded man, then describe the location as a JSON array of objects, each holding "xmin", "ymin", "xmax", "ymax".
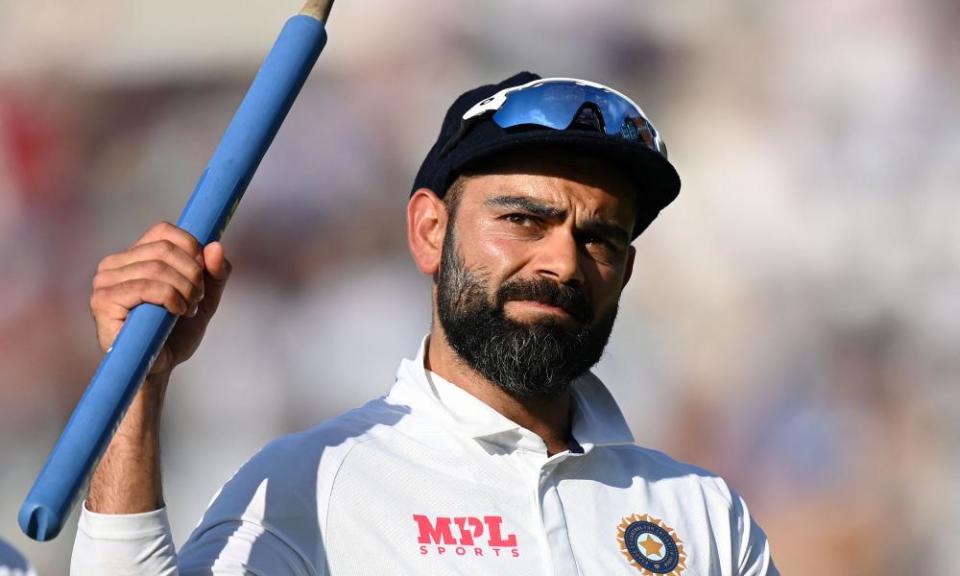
[{"xmin": 72, "ymin": 73, "xmax": 778, "ymax": 575}]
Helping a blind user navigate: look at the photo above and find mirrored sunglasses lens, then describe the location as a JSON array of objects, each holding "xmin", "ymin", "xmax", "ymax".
[
  {"xmin": 490, "ymin": 82, "xmax": 663, "ymax": 156},
  {"xmin": 492, "ymin": 82, "xmax": 588, "ymax": 131},
  {"xmin": 583, "ymin": 88, "xmax": 636, "ymax": 136}
]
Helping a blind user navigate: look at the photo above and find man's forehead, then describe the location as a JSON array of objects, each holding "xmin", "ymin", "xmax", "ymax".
[{"xmin": 459, "ymin": 159, "xmax": 637, "ymax": 222}]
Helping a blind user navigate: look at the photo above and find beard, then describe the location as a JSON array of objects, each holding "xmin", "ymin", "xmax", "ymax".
[{"xmin": 436, "ymin": 227, "xmax": 620, "ymax": 400}]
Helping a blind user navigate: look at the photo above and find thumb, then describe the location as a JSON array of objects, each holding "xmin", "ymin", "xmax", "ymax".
[
  {"xmin": 204, "ymin": 241, "xmax": 231, "ymax": 281},
  {"xmin": 198, "ymin": 242, "xmax": 232, "ymax": 315}
]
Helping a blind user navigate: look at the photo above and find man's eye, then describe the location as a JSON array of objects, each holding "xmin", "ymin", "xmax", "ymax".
[
  {"xmin": 583, "ymin": 234, "xmax": 611, "ymax": 248},
  {"xmin": 582, "ymin": 234, "xmax": 624, "ymax": 259},
  {"xmin": 504, "ymin": 213, "xmax": 535, "ymax": 226}
]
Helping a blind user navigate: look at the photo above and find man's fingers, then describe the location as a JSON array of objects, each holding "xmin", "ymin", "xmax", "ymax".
[
  {"xmin": 90, "ymin": 278, "xmax": 190, "ymax": 318},
  {"xmin": 89, "ymin": 230, "xmax": 231, "ymax": 354},
  {"xmin": 132, "ymin": 222, "xmax": 204, "ymax": 263},
  {"xmin": 97, "ymin": 240, "xmax": 205, "ymax": 285},
  {"xmin": 91, "ymin": 237, "xmax": 231, "ymax": 324},
  {"xmin": 93, "ymin": 261, "xmax": 204, "ymax": 307}
]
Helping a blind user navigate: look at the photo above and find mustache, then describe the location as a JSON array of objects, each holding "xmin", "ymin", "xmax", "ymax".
[{"xmin": 496, "ymin": 278, "xmax": 592, "ymax": 323}]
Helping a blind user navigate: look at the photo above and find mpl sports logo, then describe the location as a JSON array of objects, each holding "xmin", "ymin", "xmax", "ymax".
[{"xmin": 413, "ymin": 514, "xmax": 520, "ymax": 558}]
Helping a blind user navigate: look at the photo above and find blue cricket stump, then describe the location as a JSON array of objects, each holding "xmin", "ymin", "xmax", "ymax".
[{"xmin": 19, "ymin": 0, "xmax": 334, "ymax": 541}]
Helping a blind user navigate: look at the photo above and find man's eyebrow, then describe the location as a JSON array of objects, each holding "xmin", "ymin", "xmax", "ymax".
[
  {"xmin": 485, "ymin": 194, "xmax": 631, "ymax": 244},
  {"xmin": 484, "ymin": 195, "xmax": 566, "ymax": 219}
]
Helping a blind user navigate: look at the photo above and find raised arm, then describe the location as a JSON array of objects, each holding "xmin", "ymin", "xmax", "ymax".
[
  {"xmin": 71, "ymin": 222, "xmax": 231, "ymax": 575},
  {"xmin": 87, "ymin": 222, "xmax": 231, "ymax": 513}
]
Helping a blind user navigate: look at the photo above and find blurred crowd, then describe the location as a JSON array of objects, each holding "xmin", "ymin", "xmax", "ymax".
[{"xmin": 1, "ymin": 0, "xmax": 957, "ymax": 573}]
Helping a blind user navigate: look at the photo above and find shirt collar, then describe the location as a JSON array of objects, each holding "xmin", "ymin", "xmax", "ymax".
[{"xmin": 389, "ymin": 336, "xmax": 634, "ymax": 453}]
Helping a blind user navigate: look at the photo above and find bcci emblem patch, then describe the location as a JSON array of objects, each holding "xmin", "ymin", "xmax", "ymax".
[{"xmin": 617, "ymin": 514, "xmax": 686, "ymax": 574}]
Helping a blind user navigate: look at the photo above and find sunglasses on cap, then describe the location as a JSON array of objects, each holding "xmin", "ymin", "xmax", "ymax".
[{"xmin": 439, "ymin": 77, "xmax": 668, "ymax": 160}]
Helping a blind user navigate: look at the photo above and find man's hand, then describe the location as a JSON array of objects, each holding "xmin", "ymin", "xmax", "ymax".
[
  {"xmin": 86, "ymin": 222, "xmax": 231, "ymax": 514},
  {"xmin": 90, "ymin": 221, "xmax": 232, "ymax": 377}
]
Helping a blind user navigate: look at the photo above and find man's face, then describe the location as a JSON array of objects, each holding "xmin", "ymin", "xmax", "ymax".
[{"xmin": 435, "ymin": 152, "xmax": 637, "ymax": 399}]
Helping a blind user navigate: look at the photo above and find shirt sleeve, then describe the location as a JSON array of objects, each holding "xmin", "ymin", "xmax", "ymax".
[
  {"xmin": 71, "ymin": 503, "xmax": 177, "ymax": 576},
  {"xmin": 70, "ymin": 502, "xmax": 317, "ymax": 576},
  {"xmin": 732, "ymin": 492, "xmax": 779, "ymax": 576}
]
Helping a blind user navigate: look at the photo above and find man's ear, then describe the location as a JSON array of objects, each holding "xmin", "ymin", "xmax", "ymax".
[
  {"xmin": 621, "ymin": 245, "xmax": 636, "ymax": 291},
  {"xmin": 407, "ymin": 188, "xmax": 448, "ymax": 276}
]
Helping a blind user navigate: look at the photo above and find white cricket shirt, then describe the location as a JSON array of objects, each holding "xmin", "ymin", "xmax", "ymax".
[{"xmin": 72, "ymin": 338, "xmax": 777, "ymax": 575}]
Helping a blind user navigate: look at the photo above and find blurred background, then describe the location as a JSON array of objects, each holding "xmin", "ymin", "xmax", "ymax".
[{"xmin": 1, "ymin": 0, "xmax": 958, "ymax": 573}]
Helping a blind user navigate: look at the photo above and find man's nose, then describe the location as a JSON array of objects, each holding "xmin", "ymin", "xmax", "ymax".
[{"xmin": 533, "ymin": 227, "xmax": 585, "ymax": 286}]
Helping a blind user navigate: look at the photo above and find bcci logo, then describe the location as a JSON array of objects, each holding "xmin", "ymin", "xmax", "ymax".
[{"xmin": 616, "ymin": 514, "xmax": 686, "ymax": 574}]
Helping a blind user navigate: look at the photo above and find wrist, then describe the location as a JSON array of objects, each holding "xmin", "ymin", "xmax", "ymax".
[
  {"xmin": 87, "ymin": 373, "xmax": 169, "ymax": 514},
  {"xmin": 138, "ymin": 372, "xmax": 170, "ymax": 415}
]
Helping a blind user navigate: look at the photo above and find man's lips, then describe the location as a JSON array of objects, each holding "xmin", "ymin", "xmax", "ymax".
[{"xmin": 505, "ymin": 299, "xmax": 574, "ymax": 318}]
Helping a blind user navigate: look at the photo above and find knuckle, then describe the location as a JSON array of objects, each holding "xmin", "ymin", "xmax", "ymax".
[
  {"xmin": 91, "ymin": 273, "xmax": 112, "ymax": 291},
  {"xmin": 89, "ymin": 287, "xmax": 110, "ymax": 313},
  {"xmin": 154, "ymin": 221, "xmax": 175, "ymax": 234},
  {"xmin": 155, "ymin": 239, "xmax": 177, "ymax": 257},
  {"xmin": 96, "ymin": 255, "xmax": 115, "ymax": 273},
  {"xmin": 160, "ymin": 222, "xmax": 199, "ymax": 252}
]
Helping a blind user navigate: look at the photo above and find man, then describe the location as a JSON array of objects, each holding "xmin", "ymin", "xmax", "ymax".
[{"xmin": 72, "ymin": 73, "xmax": 777, "ymax": 575}]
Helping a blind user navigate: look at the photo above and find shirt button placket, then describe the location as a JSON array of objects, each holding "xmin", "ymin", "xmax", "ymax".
[{"xmin": 538, "ymin": 457, "xmax": 581, "ymax": 576}]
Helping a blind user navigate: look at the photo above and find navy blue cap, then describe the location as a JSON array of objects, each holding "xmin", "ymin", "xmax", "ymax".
[{"xmin": 412, "ymin": 72, "xmax": 681, "ymax": 238}]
